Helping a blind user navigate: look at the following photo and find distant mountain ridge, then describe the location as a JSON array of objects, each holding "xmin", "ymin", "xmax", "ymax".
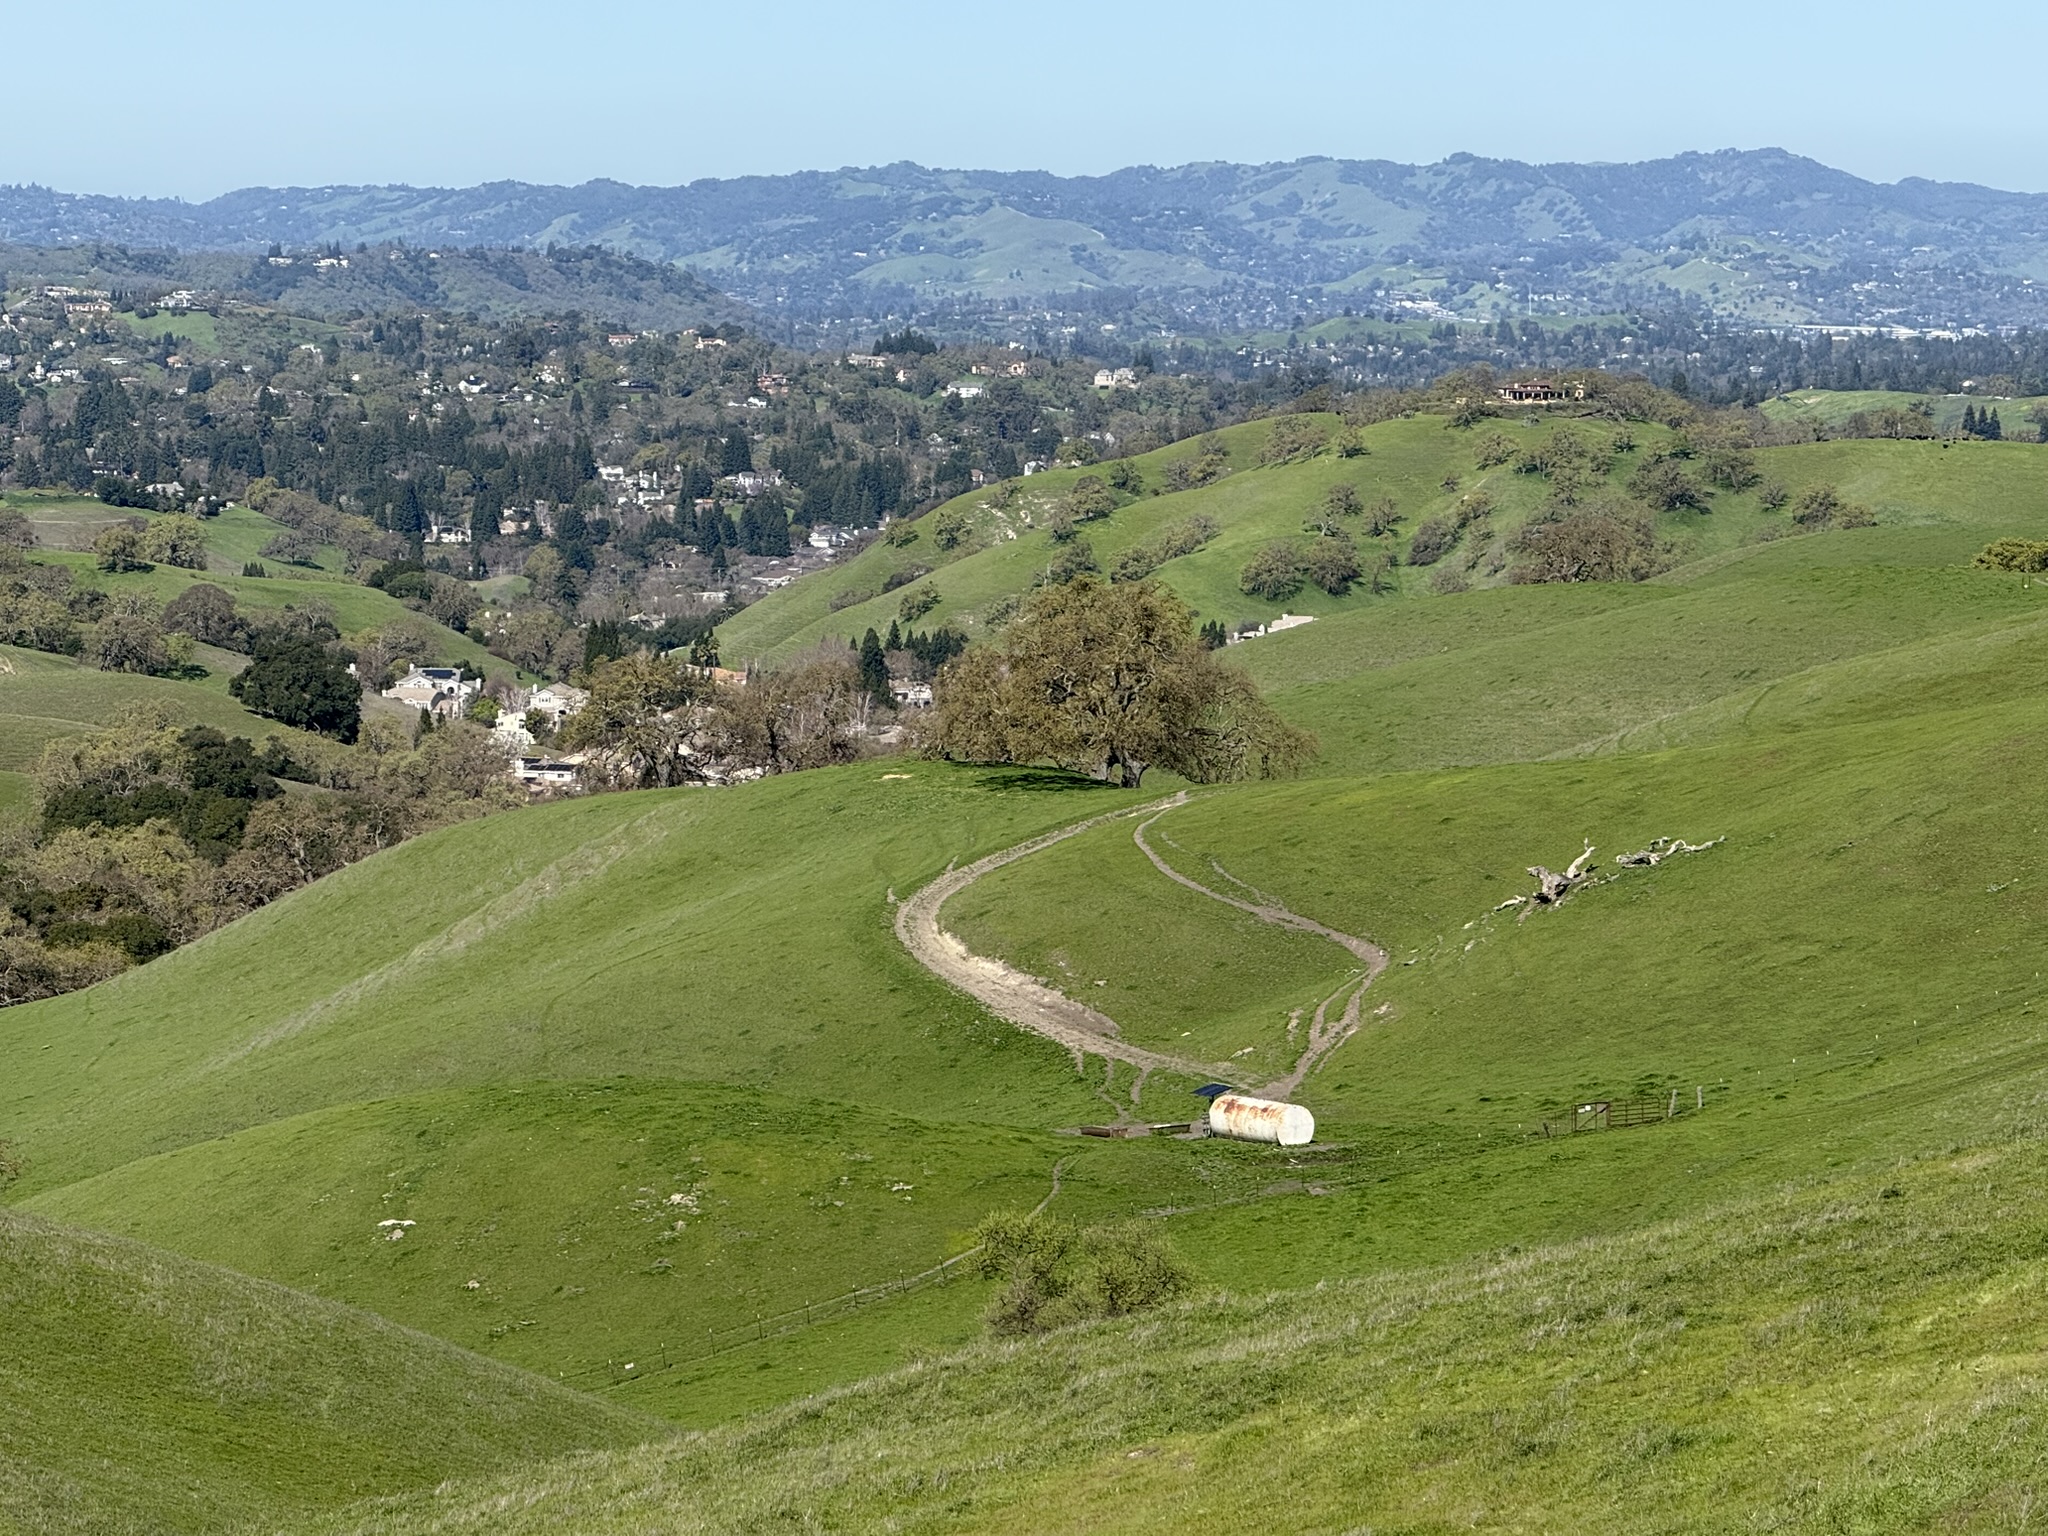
[{"xmin": 8, "ymin": 149, "xmax": 2048, "ymax": 329}]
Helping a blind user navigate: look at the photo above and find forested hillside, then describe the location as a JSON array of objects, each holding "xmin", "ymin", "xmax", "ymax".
[{"xmin": 10, "ymin": 149, "xmax": 2048, "ymax": 330}]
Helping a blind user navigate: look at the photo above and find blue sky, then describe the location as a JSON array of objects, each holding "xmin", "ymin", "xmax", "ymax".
[{"xmin": 16, "ymin": 0, "xmax": 2043, "ymax": 198}]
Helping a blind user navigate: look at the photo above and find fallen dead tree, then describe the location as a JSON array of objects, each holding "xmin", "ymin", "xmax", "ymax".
[
  {"xmin": 1616, "ymin": 835, "xmax": 1725, "ymax": 867},
  {"xmin": 1492, "ymin": 835, "xmax": 1722, "ymax": 919}
]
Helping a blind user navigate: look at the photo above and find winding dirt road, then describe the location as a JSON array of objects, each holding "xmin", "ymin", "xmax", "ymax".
[
  {"xmin": 895, "ymin": 794, "xmax": 1387, "ymax": 1097},
  {"xmin": 894, "ymin": 797, "xmax": 1223, "ymax": 1080}
]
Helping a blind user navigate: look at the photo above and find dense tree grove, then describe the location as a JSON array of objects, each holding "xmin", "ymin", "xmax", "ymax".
[{"xmin": 0, "ymin": 712, "xmax": 523, "ymax": 1006}]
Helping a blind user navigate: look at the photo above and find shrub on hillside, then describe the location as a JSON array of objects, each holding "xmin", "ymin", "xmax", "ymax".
[
  {"xmin": 1261, "ymin": 416, "xmax": 1329, "ymax": 465},
  {"xmin": 1303, "ymin": 533, "xmax": 1363, "ymax": 596},
  {"xmin": 1240, "ymin": 541, "xmax": 1306, "ymax": 601},
  {"xmin": 1431, "ymin": 564, "xmax": 1472, "ymax": 594},
  {"xmin": 161, "ymin": 584, "xmax": 247, "ymax": 649},
  {"xmin": 1509, "ymin": 503, "xmax": 1667, "ymax": 585},
  {"xmin": 923, "ymin": 578, "xmax": 1312, "ymax": 786},
  {"xmin": 1407, "ymin": 516, "xmax": 1458, "ymax": 566},
  {"xmin": 1062, "ymin": 475, "xmax": 1119, "ymax": 523},
  {"xmin": 1160, "ymin": 450, "xmax": 1231, "ymax": 492},
  {"xmin": 972, "ymin": 1211, "xmax": 1193, "ymax": 1336},
  {"xmin": 1973, "ymin": 538, "xmax": 2048, "ymax": 573},
  {"xmin": 0, "ymin": 554, "xmax": 95, "ymax": 656},
  {"xmin": 260, "ymin": 528, "xmax": 321, "ymax": 566},
  {"xmin": 1628, "ymin": 456, "xmax": 1711, "ymax": 512},
  {"xmin": 93, "ymin": 522, "xmax": 154, "ymax": 573},
  {"xmin": 898, "ymin": 584, "xmax": 941, "ymax": 622},
  {"xmin": 1791, "ymin": 484, "xmax": 1873, "ymax": 529},
  {"xmin": 1111, "ymin": 513, "xmax": 1219, "ymax": 583},
  {"xmin": 87, "ymin": 592, "xmax": 175, "ymax": 675},
  {"xmin": 880, "ymin": 564, "xmax": 932, "ymax": 593},
  {"xmin": 1474, "ymin": 430, "xmax": 1517, "ymax": 468},
  {"xmin": 141, "ymin": 516, "xmax": 209, "ymax": 570},
  {"xmin": 1038, "ymin": 536, "xmax": 1100, "ymax": 587}
]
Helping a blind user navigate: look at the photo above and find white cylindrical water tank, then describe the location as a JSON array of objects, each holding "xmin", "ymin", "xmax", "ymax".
[{"xmin": 1207, "ymin": 1093, "xmax": 1315, "ymax": 1146}]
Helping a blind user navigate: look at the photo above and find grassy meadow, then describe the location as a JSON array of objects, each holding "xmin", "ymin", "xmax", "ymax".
[
  {"xmin": 0, "ymin": 642, "xmax": 325, "ymax": 772},
  {"xmin": 302, "ymin": 1128, "xmax": 2048, "ymax": 1535},
  {"xmin": 0, "ymin": 1208, "xmax": 657, "ymax": 1536},
  {"xmin": 9, "ymin": 400, "xmax": 2048, "ymax": 1530}
]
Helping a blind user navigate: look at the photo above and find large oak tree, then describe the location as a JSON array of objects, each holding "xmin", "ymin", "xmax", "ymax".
[{"xmin": 921, "ymin": 578, "xmax": 1314, "ymax": 787}]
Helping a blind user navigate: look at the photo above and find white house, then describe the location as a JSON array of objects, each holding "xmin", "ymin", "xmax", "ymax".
[
  {"xmin": 512, "ymin": 757, "xmax": 581, "ymax": 787},
  {"xmin": 382, "ymin": 666, "xmax": 482, "ymax": 717},
  {"xmin": 490, "ymin": 712, "xmax": 536, "ymax": 754},
  {"xmin": 524, "ymin": 683, "xmax": 588, "ymax": 729},
  {"xmin": 730, "ymin": 470, "xmax": 783, "ymax": 497},
  {"xmin": 1226, "ymin": 613, "xmax": 1317, "ymax": 645},
  {"xmin": 890, "ymin": 679, "xmax": 934, "ymax": 708}
]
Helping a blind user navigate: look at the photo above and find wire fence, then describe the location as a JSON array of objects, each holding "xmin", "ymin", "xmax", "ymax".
[{"xmin": 1538, "ymin": 1085, "xmax": 1705, "ymax": 1138}]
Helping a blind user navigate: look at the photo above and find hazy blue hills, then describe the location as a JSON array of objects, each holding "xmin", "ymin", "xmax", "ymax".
[{"xmin": 10, "ymin": 149, "xmax": 2048, "ymax": 328}]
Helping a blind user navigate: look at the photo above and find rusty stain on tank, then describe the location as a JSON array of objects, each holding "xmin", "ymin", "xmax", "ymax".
[{"xmin": 1206, "ymin": 1093, "xmax": 1315, "ymax": 1146}]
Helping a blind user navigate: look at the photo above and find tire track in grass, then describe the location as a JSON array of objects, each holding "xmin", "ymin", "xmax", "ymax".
[{"xmin": 1131, "ymin": 802, "xmax": 1386, "ymax": 1097}]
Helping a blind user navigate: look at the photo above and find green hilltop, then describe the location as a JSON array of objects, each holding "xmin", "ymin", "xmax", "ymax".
[
  {"xmin": 6, "ymin": 403, "xmax": 2048, "ymax": 1529},
  {"xmin": 717, "ymin": 410, "xmax": 2048, "ymax": 668}
]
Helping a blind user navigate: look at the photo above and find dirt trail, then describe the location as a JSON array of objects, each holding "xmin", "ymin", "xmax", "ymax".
[
  {"xmin": 898, "ymin": 793, "xmax": 1385, "ymax": 1097},
  {"xmin": 1132, "ymin": 804, "xmax": 1387, "ymax": 1097},
  {"xmin": 894, "ymin": 796, "xmax": 1227, "ymax": 1082}
]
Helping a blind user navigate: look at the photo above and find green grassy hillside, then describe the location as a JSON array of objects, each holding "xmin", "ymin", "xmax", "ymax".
[
  {"xmin": 8, "ymin": 492, "xmax": 352, "ymax": 580},
  {"xmin": 1763, "ymin": 386, "xmax": 2048, "ymax": 433},
  {"xmin": 0, "ymin": 1209, "xmax": 657, "ymax": 1536},
  {"xmin": 0, "ymin": 642, "xmax": 325, "ymax": 773},
  {"xmin": 304, "ymin": 1122, "xmax": 2048, "ymax": 1534},
  {"xmin": 721, "ymin": 413, "xmax": 2048, "ymax": 669},
  {"xmin": 1, "ymin": 765, "xmax": 1228, "ymax": 1422},
  {"xmin": 12, "ymin": 407, "xmax": 2048, "ymax": 1527},
  {"xmin": 7, "ymin": 487, "xmax": 493, "ymax": 670},
  {"xmin": 29, "ymin": 1079, "xmax": 1144, "ymax": 1427}
]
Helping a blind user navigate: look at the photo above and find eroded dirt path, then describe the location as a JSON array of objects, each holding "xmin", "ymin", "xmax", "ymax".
[
  {"xmin": 1132, "ymin": 804, "xmax": 1387, "ymax": 1098},
  {"xmin": 897, "ymin": 792, "xmax": 1386, "ymax": 1097},
  {"xmin": 894, "ymin": 796, "xmax": 1227, "ymax": 1082}
]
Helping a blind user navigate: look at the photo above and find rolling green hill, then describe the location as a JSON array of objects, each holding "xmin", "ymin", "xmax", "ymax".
[
  {"xmin": 0, "ymin": 1208, "xmax": 657, "ymax": 1536},
  {"xmin": 299, "ymin": 1128, "xmax": 2048, "ymax": 1534},
  {"xmin": 1763, "ymin": 387, "xmax": 2048, "ymax": 434},
  {"xmin": 11, "ymin": 407, "xmax": 2048, "ymax": 1528},
  {"xmin": 720, "ymin": 413, "xmax": 2048, "ymax": 669},
  {"xmin": 0, "ymin": 642, "xmax": 327, "ymax": 775}
]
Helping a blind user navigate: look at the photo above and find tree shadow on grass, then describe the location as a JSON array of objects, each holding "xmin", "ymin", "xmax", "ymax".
[{"xmin": 964, "ymin": 765, "xmax": 1121, "ymax": 795}]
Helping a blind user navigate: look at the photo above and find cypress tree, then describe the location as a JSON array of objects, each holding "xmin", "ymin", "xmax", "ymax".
[
  {"xmin": 858, "ymin": 628, "xmax": 888, "ymax": 700},
  {"xmin": 1963, "ymin": 403, "xmax": 1979, "ymax": 436},
  {"xmin": 1987, "ymin": 408, "xmax": 2003, "ymax": 440}
]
